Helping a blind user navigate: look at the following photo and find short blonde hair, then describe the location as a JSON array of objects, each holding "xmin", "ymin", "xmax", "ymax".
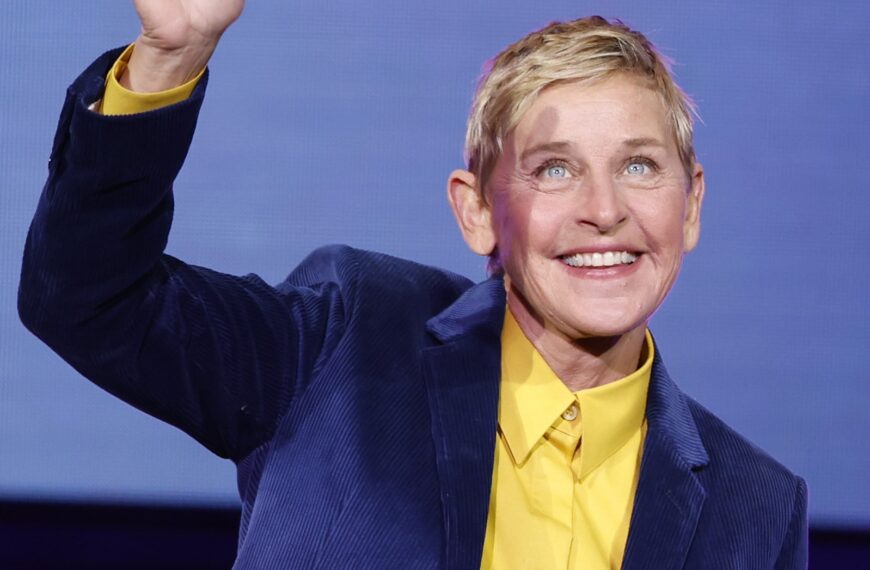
[{"xmin": 465, "ymin": 16, "xmax": 699, "ymax": 195}]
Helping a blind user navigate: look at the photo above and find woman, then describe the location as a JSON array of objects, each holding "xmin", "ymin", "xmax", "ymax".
[{"xmin": 19, "ymin": 1, "xmax": 807, "ymax": 567}]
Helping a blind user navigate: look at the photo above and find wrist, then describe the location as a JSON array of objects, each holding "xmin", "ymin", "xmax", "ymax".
[{"xmin": 119, "ymin": 36, "xmax": 214, "ymax": 93}]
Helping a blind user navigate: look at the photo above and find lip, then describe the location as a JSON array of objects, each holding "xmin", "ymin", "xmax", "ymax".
[{"xmin": 557, "ymin": 244, "xmax": 643, "ymax": 256}]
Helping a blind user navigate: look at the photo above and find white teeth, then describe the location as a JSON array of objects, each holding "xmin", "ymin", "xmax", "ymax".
[{"xmin": 561, "ymin": 251, "xmax": 638, "ymax": 268}]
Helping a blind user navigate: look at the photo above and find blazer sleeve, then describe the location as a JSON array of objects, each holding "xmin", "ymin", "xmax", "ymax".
[
  {"xmin": 18, "ymin": 48, "xmax": 347, "ymax": 462},
  {"xmin": 774, "ymin": 476, "xmax": 809, "ymax": 570}
]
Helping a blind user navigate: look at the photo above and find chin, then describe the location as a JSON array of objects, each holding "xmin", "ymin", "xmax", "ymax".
[
  {"xmin": 566, "ymin": 322, "xmax": 642, "ymax": 341},
  {"xmin": 557, "ymin": 305, "xmax": 649, "ymax": 340}
]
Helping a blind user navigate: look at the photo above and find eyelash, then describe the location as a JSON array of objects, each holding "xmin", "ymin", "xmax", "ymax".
[
  {"xmin": 534, "ymin": 158, "xmax": 571, "ymax": 177},
  {"xmin": 533, "ymin": 156, "xmax": 659, "ymax": 177},
  {"xmin": 625, "ymin": 156, "xmax": 659, "ymax": 173}
]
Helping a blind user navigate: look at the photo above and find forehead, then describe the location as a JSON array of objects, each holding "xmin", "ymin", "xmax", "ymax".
[{"xmin": 510, "ymin": 74, "xmax": 674, "ymax": 153}]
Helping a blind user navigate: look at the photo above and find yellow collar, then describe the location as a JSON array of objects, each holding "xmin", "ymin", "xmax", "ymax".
[{"xmin": 498, "ymin": 310, "xmax": 653, "ymax": 478}]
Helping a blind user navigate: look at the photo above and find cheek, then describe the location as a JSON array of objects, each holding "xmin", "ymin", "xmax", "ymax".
[
  {"xmin": 512, "ymin": 195, "xmax": 566, "ymax": 250},
  {"xmin": 492, "ymin": 194, "xmax": 539, "ymax": 256},
  {"xmin": 635, "ymin": 194, "xmax": 688, "ymax": 254}
]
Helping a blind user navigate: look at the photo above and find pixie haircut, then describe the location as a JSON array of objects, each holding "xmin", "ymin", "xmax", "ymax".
[{"xmin": 465, "ymin": 16, "xmax": 698, "ymax": 195}]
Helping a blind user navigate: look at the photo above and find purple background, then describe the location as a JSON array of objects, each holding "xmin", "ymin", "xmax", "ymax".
[{"xmin": 1, "ymin": 1, "xmax": 867, "ymax": 528}]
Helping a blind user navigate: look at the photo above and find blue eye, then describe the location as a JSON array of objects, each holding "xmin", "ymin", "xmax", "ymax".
[
  {"xmin": 626, "ymin": 161, "xmax": 650, "ymax": 175},
  {"xmin": 545, "ymin": 164, "xmax": 568, "ymax": 178}
]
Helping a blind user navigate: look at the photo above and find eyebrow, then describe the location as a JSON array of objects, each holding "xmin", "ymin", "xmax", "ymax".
[
  {"xmin": 519, "ymin": 141, "xmax": 573, "ymax": 163},
  {"xmin": 621, "ymin": 137, "xmax": 667, "ymax": 149}
]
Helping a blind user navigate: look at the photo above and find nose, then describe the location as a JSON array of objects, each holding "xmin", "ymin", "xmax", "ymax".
[{"xmin": 574, "ymin": 172, "xmax": 628, "ymax": 234}]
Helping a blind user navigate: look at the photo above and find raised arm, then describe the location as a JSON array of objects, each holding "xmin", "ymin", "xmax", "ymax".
[{"xmin": 18, "ymin": 1, "xmax": 349, "ymax": 463}]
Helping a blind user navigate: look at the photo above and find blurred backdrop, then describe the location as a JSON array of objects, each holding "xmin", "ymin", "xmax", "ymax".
[{"xmin": 1, "ymin": 0, "xmax": 868, "ymax": 561}]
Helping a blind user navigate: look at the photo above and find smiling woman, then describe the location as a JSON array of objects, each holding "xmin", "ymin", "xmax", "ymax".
[
  {"xmin": 18, "ymin": 5, "xmax": 807, "ymax": 569},
  {"xmin": 449, "ymin": 74, "xmax": 704, "ymax": 392}
]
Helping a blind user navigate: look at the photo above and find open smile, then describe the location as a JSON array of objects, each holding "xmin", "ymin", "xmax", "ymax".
[{"xmin": 559, "ymin": 250, "xmax": 639, "ymax": 268}]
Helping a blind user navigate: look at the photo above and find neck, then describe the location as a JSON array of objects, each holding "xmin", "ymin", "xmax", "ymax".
[{"xmin": 506, "ymin": 291, "xmax": 647, "ymax": 392}]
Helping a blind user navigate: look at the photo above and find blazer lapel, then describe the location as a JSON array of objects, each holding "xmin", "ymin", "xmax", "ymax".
[
  {"xmin": 422, "ymin": 278, "xmax": 506, "ymax": 570},
  {"xmin": 622, "ymin": 350, "xmax": 710, "ymax": 570}
]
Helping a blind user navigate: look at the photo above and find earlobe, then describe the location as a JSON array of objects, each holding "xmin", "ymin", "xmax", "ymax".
[
  {"xmin": 683, "ymin": 162, "xmax": 706, "ymax": 252},
  {"xmin": 446, "ymin": 169, "xmax": 497, "ymax": 256}
]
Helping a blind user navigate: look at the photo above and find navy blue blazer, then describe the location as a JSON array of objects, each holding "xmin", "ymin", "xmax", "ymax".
[{"xmin": 19, "ymin": 48, "xmax": 807, "ymax": 569}]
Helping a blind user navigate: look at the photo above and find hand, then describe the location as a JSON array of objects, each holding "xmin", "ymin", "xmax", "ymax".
[{"xmin": 122, "ymin": 0, "xmax": 245, "ymax": 92}]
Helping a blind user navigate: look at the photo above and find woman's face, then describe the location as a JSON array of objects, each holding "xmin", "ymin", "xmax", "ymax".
[{"xmin": 482, "ymin": 73, "xmax": 705, "ymax": 343}]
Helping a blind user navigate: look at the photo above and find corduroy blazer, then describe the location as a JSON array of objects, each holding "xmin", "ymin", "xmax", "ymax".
[{"xmin": 19, "ymin": 48, "xmax": 807, "ymax": 569}]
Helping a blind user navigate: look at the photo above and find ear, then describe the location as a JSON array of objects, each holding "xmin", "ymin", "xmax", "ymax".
[
  {"xmin": 683, "ymin": 162, "xmax": 706, "ymax": 252},
  {"xmin": 446, "ymin": 169, "xmax": 497, "ymax": 256}
]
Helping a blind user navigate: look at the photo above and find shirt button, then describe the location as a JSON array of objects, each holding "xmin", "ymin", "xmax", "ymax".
[{"xmin": 561, "ymin": 403, "xmax": 578, "ymax": 421}]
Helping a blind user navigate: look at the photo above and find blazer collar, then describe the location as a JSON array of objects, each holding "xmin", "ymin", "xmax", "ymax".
[{"xmin": 425, "ymin": 276, "xmax": 506, "ymax": 343}]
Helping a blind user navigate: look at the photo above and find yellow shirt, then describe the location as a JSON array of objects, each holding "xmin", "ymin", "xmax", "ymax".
[
  {"xmin": 100, "ymin": 44, "xmax": 202, "ymax": 116},
  {"xmin": 99, "ymin": 49, "xmax": 654, "ymax": 569},
  {"xmin": 482, "ymin": 311, "xmax": 653, "ymax": 570}
]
